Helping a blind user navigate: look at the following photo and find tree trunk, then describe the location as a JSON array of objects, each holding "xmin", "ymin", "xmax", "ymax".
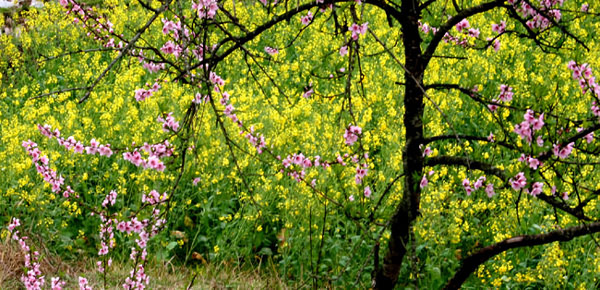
[{"xmin": 374, "ymin": 0, "xmax": 424, "ymax": 288}]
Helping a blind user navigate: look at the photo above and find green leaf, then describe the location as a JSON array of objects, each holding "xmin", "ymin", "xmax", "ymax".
[{"xmin": 166, "ymin": 241, "xmax": 178, "ymax": 251}]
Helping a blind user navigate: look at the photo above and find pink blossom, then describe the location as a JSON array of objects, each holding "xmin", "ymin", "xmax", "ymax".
[
  {"xmin": 264, "ymin": 46, "xmax": 278, "ymax": 55},
  {"xmin": 51, "ymin": 277, "xmax": 65, "ymax": 290},
  {"xmin": 364, "ymin": 186, "xmax": 372, "ymax": 198},
  {"xmin": 491, "ymin": 20, "xmax": 506, "ymax": 34},
  {"xmin": 339, "ymin": 45, "xmax": 348, "ymax": 57},
  {"xmin": 455, "ymin": 19, "xmax": 470, "ymax": 32},
  {"xmin": 552, "ymin": 142, "xmax": 574, "ymax": 159},
  {"xmin": 474, "ymin": 176, "xmax": 486, "ymax": 190},
  {"xmin": 8, "ymin": 217, "xmax": 20, "ymax": 231},
  {"xmin": 581, "ymin": 4, "xmax": 589, "ymax": 12},
  {"xmin": 193, "ymin": 0, "xmax": 219, "ymax": 19},
  {"xmin": 420, "ymin": 175, "xmax": 428, "ymax": 189},
  {"xmin": 301, "ymin": 11, "xmax": 313, "ymax": 26},
  {"xmin": 530, "ymin": 182, "xmax": 544, "ymax": 196},
  {"xmin": 510, "ymin": 172, "xmax": 527, "ymax": 191},
  {"xmin": 485, "ymin": 183, "xmax": 495, "ymax": 197},
  {"xmin": 161, "ymin": 41, "xmax": 182, "ymax": 58},
  {"xmin": 492, "ymin": 39, "xmax": 501, "ymax": 51},
  {"xmin": 421, "ymin": 146, "xmax": 432, "ymax": 157},
  {"xmin": 577, "ymin": 127, "xmax": 594, "ymax": 143},
  {"xmin": 536, "ymin": 136, "xmax": 544, "ymax": 147},
  {"xmin": 462, "ymin": 178, "xmax": 473, "ymax": 195},
  {"xmin": 193, "ymin": 177, "xmax": 201, "ymax": 186},
  {"xmin": 498, "ymin": 84, "xmax": 513, "ymax": 102},
  {"xmin": 468, "ymin": 28, "xmax": 480, "ymax": 38},
  {"xmin": 79, "ymin": 277, "xmax": 92, "ymax": 290},
  {"xmin": 349, "ymin": 22, "xmax": 368, "ymax": 40},
  {"xmin": 303, "ymin": 87, "xmax": 314, "ymax": 98},
  {"xmin": 98, "ymin": 144, "xmax": 113, "ymax": 157},
  {"xmin": 344, "ymin": 124, "xmax": 362, "ymax": 146}
]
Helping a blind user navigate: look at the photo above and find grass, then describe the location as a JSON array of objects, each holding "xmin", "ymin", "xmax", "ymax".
[{"xmin": 1, "ymin": 237, "xmax": 290, "ymax": 289}]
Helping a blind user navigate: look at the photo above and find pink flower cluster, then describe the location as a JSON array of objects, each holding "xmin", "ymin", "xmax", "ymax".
[
  {"xmin": 98, "ymin": 214, "xmax": 116, "ymax": 257},
  {"xmin": 518, "ymin": 154, "xmax": 541, "ymax": 170},
  {"xmin": 135, "ymin": 82, "xmax": 161, "ymax": 101},
  {"xmin": 264, "ymin": 46, "xmax": 279, "ymax": 55},
  {"xmin": 355, "ymin": 164, "xmax": 368, "ymax": 184},
  {"xmin": 462, "ymin": 176, "xmax": 495, "ymax": 197},
  {"xmin": 344, "ymin": 124, "xmax": 362, "ymax": 146},
  {"xmin": 552, "ymin": 142, "xmax": 574, "ymax": 159},
  {"xmin": 118, "ymin": 209, "xmax": 166, "ymax": 289},
  {"xmin": 419, "ymin": 170, "xmax": 435, "ymax": 189},
  {"xmin": 7, "ymin": 218, "xmax": 66, "ymax": 290},
  {"xmin": 510, "ymin": 172, "xmax": 527, "ymax": 191},
  {"xmin": 161, "ymin": 40, "xmax": 184, "ymax": 58},
  {"xmin": 301, "ymin": 11, "xmax": 313, "ymax": 26},
  {"xmin": 141, "ymin": 190, "xmax": 168, "ymax": 205},
  {"xmin": 23, "ymin": 140, "xmax": 77, "ymax": 197},
  {"xmin": 508, "ymin": 0, "xmax": 563, "ymax": 30},
  {"xmin": 38, "ymin": 124, "xmax": 114, "ymax": 157},
  {"xmin": 576, "ymin": 127, "xmax": 594, "ymax": 143},
  {"xmin": 102, "ymin": 190, "xmax": 118, "ymax": 207},
  {"xmin": 142, "ymin": 62, "xmax": 165, "ymax": 73},
  {"xmin": 281, "ymin": 152, "xmax": 339, "ymax": 182},
  {"xmin": 122, "ymin": 140, "xmax": 174, "ymax": 171},
  {"xmin": 162, "ymin": 18, "xmax": 181, "ymax": 35},
  {"xmin": 510, "ymin": 175, "xmax": 551, "ymax": 198},
  {"xmin": 491, "ymin": 20, "xmax": 506, "ymax": 34},
  {"xmin": 488, "ymin": 84, "xmax": 513, "ymax": 111},
  {"xmin": 193, "ymin": 92, "xmax": 210, "ymax": 104},
  {"xmin": 569, "ymin": 61, "xmax": 597, "ymax": 93},
  {"xmin": 210, "ymin": 71, "xmax": 226, "ymax": 89},
  {"xmin": 527, "ymin": 181, "xmax": 544, "ymax": 197},
  {"xmin": 192, "ymin": 0, "xmax": 219, "ymax": 19},
  {"xmin": 514, "ymin": 109, "xmax": 544, "ymax": 144},
  {"xmin": 79, "ymin": 277, "xmax": 91, "ymax": 290},
  {"xmin": 567, "ymin": 61, "xmax": 600, "ymax": 117},
  {"xmin": 455, "ymin": 19, "xmax": 470, "ymax": 32},
  {"xmin": 303, "ymin": 83, "xmax": 314, "ymax": 98},
  {"xmin": 349, "ymin": 22, "xmax": 368, "ymax": 40},
  {"xmin": 440, "ymin": 18, "xmax": 483, "ymax": 47},
  {"xmin": 157, "ymin": 112, "xmax": 180, "ymax": 132},
  {"xmin": 418, "ymin": 21, "xmax": 439, "ymax": 35},
  {"xmin": 59, "ymin": 0, "xmax": 123, "ymax": 49},
  {"xmin": 453, "ymin": 19, "xmax": 480, "ymax": 38},
  {"xmin": 162, "ymin": 17, "xmax": 189, "ymax": 41},
  {"xmin": 243, "ymin": 126, "xmax": 267, "ymax": 154},
  {"xmin": 282, "ymin": 153, "xmax": 316, "ymax": 181}
]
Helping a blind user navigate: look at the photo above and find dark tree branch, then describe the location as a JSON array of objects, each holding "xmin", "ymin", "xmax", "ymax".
[
  {"xmin": 423, "ymin": 0, "xmax": 504, "ymax": 68},
  {"xmin": 444, "ymin": 221, "xmax": 600, "ymax": 289},
  {"xmin": 425, "ymin": 155, "xmax": 593, "ymax": 220},
  {"xmin": 78, "ymin": 0, "xmax": 173, "ymax": 103},
  {"xmin": 176, "ymin": 0, "xmax": 402, "ymax": 82}
]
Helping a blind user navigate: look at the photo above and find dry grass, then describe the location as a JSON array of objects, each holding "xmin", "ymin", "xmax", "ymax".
[
  {"xmin": 1, "ymin": 234, "xmax": 85, "ymax": 289},
  {"xmin": 1, "ymin": 235, "xmax": 291, "ymax": 289}
]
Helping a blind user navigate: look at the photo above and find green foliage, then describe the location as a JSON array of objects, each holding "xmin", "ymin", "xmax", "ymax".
[{"xmin": 2, "ymin": 0, "xmax": 600, "ymax": 288}]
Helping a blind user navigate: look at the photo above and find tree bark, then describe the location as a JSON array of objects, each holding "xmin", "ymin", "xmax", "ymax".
[
  {"xmin": 444, "ymin": 221, "xmax": 600, "ymax": 289},
  {"xmin": 374, "ymin": 0, "xmax": 425, "ymax": 288}
]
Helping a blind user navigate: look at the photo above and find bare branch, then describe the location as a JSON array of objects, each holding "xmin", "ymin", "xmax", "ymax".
[
  {"xmin": 78, "ymin": 0, "xmax": 173, "ymax": 103},
  {"xmin": 444, "ymin": 221, "xmax": 600, "ymax": 289}
]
